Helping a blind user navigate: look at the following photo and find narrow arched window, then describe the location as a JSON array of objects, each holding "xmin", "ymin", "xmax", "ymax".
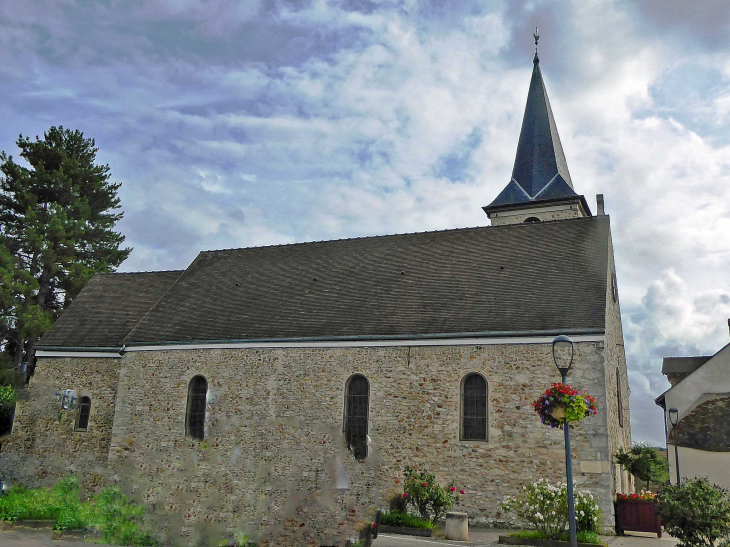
[
  {"xmin": 461, "ymin": 374, "xmax": 487, "ymax": 441},
  {"xmin": 186, "ymin": 375, "xmax": 207, "ymax": 440},
  {"xmin": 75, "ymin": 396, "xmax": 91, "ymax": 431},
  {"xmin": 344, "ymin": 375, "xmax": 369, "ymax": 460},
  {"xmin": 617, "ymin": 369, "xmax": 624, "ymax": 428}
]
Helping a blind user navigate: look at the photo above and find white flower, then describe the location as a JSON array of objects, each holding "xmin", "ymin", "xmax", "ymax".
[
  {"xmin": 535, "ymin": 513, "xmax": 544, "ymax": 521},
  {"xmin": 579, "ymin": 511, "xmax": 584, "ymax": 516},
  {"xmin": 593, "ymin": 516, "xmax": 598, "ymax": 521}
]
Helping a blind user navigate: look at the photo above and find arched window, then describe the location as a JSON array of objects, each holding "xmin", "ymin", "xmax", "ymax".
[
  {"xmin": 344, "ymin": 375, "xmax": 369, "ymax": 459},
  {"xmin": 75, "ymin": 396, "xmax": 91, "ymax": 431},
  {"xmin": 617, "ymin": 369, "xmax": 624, "ymax": 428},
  {"xmin": 461, "ymin": 374, "xmax": 487, "ymax": 441},
  {"xmin": 523, "ymin": 217, "xmax": 541, "ymax": 224},
  {"xmin": 186, "ymin": 375, "xmax": 207, "ymax": 440}
]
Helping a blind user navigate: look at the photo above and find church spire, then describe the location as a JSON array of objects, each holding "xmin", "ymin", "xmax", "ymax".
[{"xmin": 483, "ymin": 32, "xmax": 590, "ymax": 225}]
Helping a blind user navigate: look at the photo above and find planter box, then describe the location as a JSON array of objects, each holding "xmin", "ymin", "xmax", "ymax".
[
  {"xmin": 499, "ymin": 535, "xmax": 601, "ymax": 547},
  {"xmin": 615, "ymin": 500, "xmax": 662, "ymax": 538},
  {"xmin": 379, "ymin": 525, "xmax": 433, "ymax": 537}
]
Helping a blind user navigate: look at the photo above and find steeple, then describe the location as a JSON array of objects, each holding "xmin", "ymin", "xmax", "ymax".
[{"xmin": 484, "ymin": 31, "xmax": 590, "ymax": 226}]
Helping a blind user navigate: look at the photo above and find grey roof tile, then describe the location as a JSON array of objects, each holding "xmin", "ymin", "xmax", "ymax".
[
  {"xmin": 38, "ymin": 271, "xmax": 182, "ymax": 348},
  {"xmin": 124, "ymin": 217, "xmax": 610, "ymax": 345}
]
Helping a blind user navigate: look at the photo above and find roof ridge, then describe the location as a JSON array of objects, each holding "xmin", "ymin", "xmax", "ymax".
[{"xmin": 199, "ymin": 217, "xmax": 602, "ymax": 254}]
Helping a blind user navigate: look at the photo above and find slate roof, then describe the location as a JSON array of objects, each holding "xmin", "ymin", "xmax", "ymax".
[
  {"xmin": 38, "ymin": 271, "xmax": 182, "ymax": 349},
  {"xmin": 124, "ymin": 216, "xmax": 610, "ymax": 345},
  {"xmin": 662, "ymin": 356, "xmax": 712, "ymax": 375},
  {"xmin": 485, "ymin": 54, "xmax": 586, "ymax": 214}
]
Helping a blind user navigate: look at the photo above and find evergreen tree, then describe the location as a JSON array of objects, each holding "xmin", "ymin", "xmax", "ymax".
[{"xmin": 0, "ymin": 126, "xmax": 131, "ymax": 372}]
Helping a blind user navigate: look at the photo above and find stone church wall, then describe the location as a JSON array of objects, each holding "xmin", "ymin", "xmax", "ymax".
[
  {"xmin": 104, "ymin": 341, "xmax": 613, "ymax": 542},
  {"xmin": 0, "ymin": 356, "xmax": 120, "ymax": 488},
  {"xmin": 603, "ymin": 226, "xmax": 633, "ymax": 494},
  {"xmin": 0, "ymin": 341, "xmax": 619, "ymax": 543}
]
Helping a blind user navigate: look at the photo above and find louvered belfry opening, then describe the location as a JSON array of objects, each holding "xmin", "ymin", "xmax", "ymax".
[
  {"xmin": 462, "ymin": 374, "xmax": 487, "ymax": 440},
  {"xmin": 76, "ymin": 396, "xmax": 91, "ymax": 431},
  {"xmin": 345, "ymin": 375, "xmax": 369, "ymax": 459},
  {"xmin": 186, "ymin": 375, "xmax": 207, "ymax": 440}
]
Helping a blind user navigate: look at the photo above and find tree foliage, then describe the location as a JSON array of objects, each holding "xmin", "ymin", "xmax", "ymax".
[
  {"xmin": 614, "ymin": 443, "xmax": 668, "ymax": 490},
  {"xmin": 658, "ymin": 477, "xmax": 730, "ymax": 547},
  {"xmin": 0, "ymin": 126, "xmax": 131, "ymax": 371}
]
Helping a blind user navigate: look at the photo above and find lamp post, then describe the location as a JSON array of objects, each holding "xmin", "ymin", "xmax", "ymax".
[
  {"xmin": 553, "ymin": 335, "xmax": 577, "ymax": 547},
  {"xmin": 668, "ymin": 408, "xmax": 680, "ymax": 485}
]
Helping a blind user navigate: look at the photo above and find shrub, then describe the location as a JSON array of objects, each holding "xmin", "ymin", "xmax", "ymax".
[
  {"xmin": 402, "ymin": 465, "xmax": 462, "ymax": 523},
  {"xmin": 510, "ymin": 530, "xmax": 602, "ymax": 545},
  {"xmin": 614, "ymin": 443, "xmax": 668, "ymax": 491},
  {"xmin": 0, "ymin": 476, "xmax": 157, "ymax": 545},
  {"xmin": 500, "ymin": 479, "xmax": 601, "ymax": 540},
  {"xmin": 574, "ymin": 489, "xmax": 602, "ymax": 533},
  {"xmin": 658, "ymin": 477, "xmax": 730, "ymax": 547},
  {"xmin": 379, "ymin": 511, "xmax": 435, "ymax": 530}
]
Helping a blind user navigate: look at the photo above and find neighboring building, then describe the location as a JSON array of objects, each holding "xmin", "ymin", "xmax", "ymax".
[
  {"xmin": 656, "ymin": 337, "xmax": 730, "ymax": 489},
  {"xmin": 0, "ymin": 49, "xmax": 632, "ymax": 543}
]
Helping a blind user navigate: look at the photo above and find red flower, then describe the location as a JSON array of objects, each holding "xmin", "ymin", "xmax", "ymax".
[
  {"xmin": 460, "ymin": 490, "xmax": 465, "ymax": 495},
  {"xmin": 422, "ymin": 482, "xmax": 428, "ymax": 487},
  {"xmin": 403, "ymin": 493, "xmax": 408, "ymax": 498},
  {"xmin": 373, "ymin": 523, "xmax": 377, "ymax": 527},
  {"xmin": 450, "ymin": 486, "xmax": 456, "ymax": 492}
]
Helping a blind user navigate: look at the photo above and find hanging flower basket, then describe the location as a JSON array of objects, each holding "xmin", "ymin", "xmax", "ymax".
[{"xmin": 532, "ymin": 383, "xmax": 598, "ymax": 429}]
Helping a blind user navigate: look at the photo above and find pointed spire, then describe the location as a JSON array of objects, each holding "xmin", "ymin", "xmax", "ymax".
[{"xmin": 484, "ymin": 32, "xmax": 584, "ymax": 215}]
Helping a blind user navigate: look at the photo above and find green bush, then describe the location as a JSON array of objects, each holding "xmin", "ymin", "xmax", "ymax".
[
  {"xmin": 614, "ymin": 443, "xmax": 668, "ymax": 491},
  {"xmin": 380, "ymin": 510, "xmax": 435, "ymax": 529},
  {"xmin": 402, "ymin": 465, "xmax": 461, "ymax": 523},
  {"xmin": 658, "ymin": 477, "xmax": 730, "ymax": 547},
  {"xmin": 510, "ymin": 529, "xmax": 602, "ymax": 544},
  {"xmin": 0, "ymin": 476, "xmax": 157, "ymax": 545},
  {"xmin": 500, "ymin": 479, "xmax": 601, "ymax": 540}
]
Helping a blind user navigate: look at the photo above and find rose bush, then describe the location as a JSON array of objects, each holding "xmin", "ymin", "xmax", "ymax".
[{"xmin": 402, "ymin": 465, "xmax": 462, "ymax": 523}]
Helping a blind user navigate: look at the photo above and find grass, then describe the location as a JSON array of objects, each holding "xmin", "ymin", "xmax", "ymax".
[
  {"xmin": 0, "ymin": 476, "xmax": 156, "ymax": 545},
  {"xmin": 509, "ymin": 530, "xmax": 602, "ymax": 545},
  {"xmin": 379, "ymin": 510, "xmax": 436, "ymax": 529}
]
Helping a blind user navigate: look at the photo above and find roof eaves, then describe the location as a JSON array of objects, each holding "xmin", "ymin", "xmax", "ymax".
[{"xmin": 124, "ymin": 327, "xmax": 607, "ymax": 347}]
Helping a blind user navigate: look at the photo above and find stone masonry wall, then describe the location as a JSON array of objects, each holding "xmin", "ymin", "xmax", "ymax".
[
  {"xmin": 603, "ymin": 226, "xmax": 633, "ymax": 495},
  {"xmin": 0, "ymin": 357, "xmax": 121, "ymax": 488},
  {"xmin": 103, "ymin": 341, "xmax": 613, "ymax": 544}
]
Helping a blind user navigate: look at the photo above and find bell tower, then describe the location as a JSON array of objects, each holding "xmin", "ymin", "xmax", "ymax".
[{"xmin": 484, "ymin": 31, "xmax": 591, "ymax": 226}]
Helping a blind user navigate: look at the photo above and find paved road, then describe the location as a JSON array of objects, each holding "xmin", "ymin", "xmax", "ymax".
[
  {"xmin": 0, "ymin": 529, "xmax": 95, "ymax": 546},
  {"xmin": 0, "ymin": 529, "xmax": 679, "ymax": 546}
]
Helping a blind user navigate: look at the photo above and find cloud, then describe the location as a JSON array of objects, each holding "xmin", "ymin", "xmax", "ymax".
[{"xmin": 2, "ymin": 0, "xmax": 730, "ymax": 446}]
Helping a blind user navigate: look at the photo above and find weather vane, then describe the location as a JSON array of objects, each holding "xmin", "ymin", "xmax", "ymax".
[{"xmin": 533, "ymin": 26, "xmax": 540, "ymax": 54}]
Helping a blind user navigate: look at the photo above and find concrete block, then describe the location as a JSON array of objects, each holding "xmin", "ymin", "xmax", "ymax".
[{"xmin": 445, "ymin": 511, "xmax": 468, "ymax": 541}]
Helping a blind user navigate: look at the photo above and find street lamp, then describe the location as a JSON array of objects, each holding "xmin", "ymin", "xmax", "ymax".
[
  {"xmin": 668, "ymin": 408, "xmax": 680, "ymax": 485},
  {"xmin": 553, "ymin": 335, "xmax": 577, "ymax": 547}
]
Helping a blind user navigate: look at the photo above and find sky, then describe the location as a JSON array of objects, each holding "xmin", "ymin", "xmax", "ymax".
[{"xmin": 2, "ymin": 0, "xmax": 730, "ymax": 447}]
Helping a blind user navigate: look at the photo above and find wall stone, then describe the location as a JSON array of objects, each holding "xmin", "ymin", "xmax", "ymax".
[
  {"xmin": 669, "ymin": 395, "xmax": 730, "ymax": 451},
  {"xmin": 602, "ymin": 227, "xmax": 633, "ymax": 497},
  {"xmin": 1, "ymin": 335, "xmax": 629, "ymax": 543},
  {"xmin": 100, "ymin": 341, "xmax": 614, "ymax": 543},
  {"xmin": 0, "ymin": 357, "xmax": 120, "ymax": 487}
]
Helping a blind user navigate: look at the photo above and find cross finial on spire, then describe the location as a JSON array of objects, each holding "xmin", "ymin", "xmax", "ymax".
[{"xmin": 533, "ymin": 27, "xmax": 540, "ymax": 62}]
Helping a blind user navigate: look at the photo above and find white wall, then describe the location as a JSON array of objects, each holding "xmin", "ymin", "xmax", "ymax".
[
  {"xmin": 664, "ymin": 344, "xmax": 730, "ymax": 422},
  {"xmin": 667, "ymin": 444, "xmax": 730, "ymax": 489}
]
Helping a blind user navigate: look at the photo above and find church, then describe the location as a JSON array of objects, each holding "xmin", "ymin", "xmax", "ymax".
[{"xmin": 0, "ymin": 48, "xmax": 632, "ymax": 543}]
